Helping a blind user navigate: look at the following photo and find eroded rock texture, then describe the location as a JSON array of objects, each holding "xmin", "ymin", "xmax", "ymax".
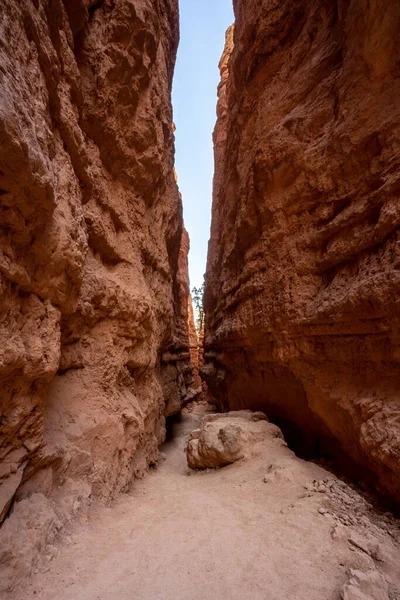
[
  {"xmin": 204, "ymin": 1, "xmax": 400, "ymax": 503},
  {"xmin": 0, "ymin": 0, "xmax": 191, "ymax": 588}
]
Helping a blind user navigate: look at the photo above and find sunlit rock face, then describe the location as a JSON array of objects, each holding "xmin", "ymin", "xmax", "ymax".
[
  {"xmin": 204, "ymin": 1, "xmax": 400, "ymax": 503},
  {"xmin": 0, "ymin": 0, "xmax": 192, "ymax": 589}
]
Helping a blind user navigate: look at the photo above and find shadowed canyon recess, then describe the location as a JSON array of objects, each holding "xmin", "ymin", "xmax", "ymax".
[{"xmin": 0, "ymin": 0, "xmax": 400, "ymax": 598}]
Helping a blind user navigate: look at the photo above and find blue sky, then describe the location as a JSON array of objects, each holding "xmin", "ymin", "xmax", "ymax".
[{"xmin": 172, "ymin": 0, "xmax": 234, "ymax": 291}]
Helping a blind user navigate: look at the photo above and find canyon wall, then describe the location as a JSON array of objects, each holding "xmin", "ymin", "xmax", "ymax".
[
  {"xmin": 0, "ymin": 0, "xmax": 192, "ymax": 589},
  {"xmin": 205, "ymin": 1, "xmax": 400, "ymax": 503},
  {"xmin": 187, "ymin": 295, "xmax": 202, "ymax": 390}
]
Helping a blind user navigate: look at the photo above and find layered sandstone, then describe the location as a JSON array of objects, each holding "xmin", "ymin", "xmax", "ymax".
[
  {"xmin": 0, "ymin": 0, "xmax": 191, "ymax": 589},
  {"xmin": 205, "ymin": 1, "xmax": 400, "ymax": 503}
]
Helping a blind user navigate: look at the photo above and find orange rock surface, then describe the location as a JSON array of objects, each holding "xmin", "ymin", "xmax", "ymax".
[
  {"xmin": 204, "ymin": 1, "xmax": 400, "ymax": 503},
  {"xmin": 0, "ymin": 0, "xmax": 192, "ymax": 588}
]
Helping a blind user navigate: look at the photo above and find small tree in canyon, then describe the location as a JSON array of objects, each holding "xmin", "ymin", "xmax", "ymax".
[{"xmin": 192, "ymin": 282, "xmax": 204, "ymax": 335}]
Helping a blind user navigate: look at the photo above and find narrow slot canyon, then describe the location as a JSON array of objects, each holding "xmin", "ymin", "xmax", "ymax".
[{"xmin": 1, "ymin": 1, "xmax": 400, "ymax": 599}]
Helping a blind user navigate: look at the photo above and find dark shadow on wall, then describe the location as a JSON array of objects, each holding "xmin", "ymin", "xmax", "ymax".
[
  {"xmin": 164, "ymin": 412, "xmax": 183, "ymax": 443},
  {"xmin": 203, "ymin": 347, "xmax": 400, "ymax": 515}
]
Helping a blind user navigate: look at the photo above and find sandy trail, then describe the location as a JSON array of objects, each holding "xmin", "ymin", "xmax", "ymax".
[{"xmin": 10, "ymin": 403, "xmax": 400, "ymax": 600}]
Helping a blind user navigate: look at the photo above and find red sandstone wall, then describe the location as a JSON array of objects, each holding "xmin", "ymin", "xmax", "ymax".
[
  {"xmin": 0, "ymin": 0, "xmax": 191, "ymax": 590},
  {"xmin": 205, "ymin": 1, "xmax": 400, "ymax": 503}
]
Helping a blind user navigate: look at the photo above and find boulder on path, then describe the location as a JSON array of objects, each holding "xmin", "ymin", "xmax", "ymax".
[{"xmin": 186, "ymin": 411, "xmax": 284, "ymax": 470}]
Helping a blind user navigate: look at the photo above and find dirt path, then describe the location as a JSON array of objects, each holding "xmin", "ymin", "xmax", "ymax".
[{"xmin": 10, "ymin": 403, "xmax": 400, "ymax": 600}]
